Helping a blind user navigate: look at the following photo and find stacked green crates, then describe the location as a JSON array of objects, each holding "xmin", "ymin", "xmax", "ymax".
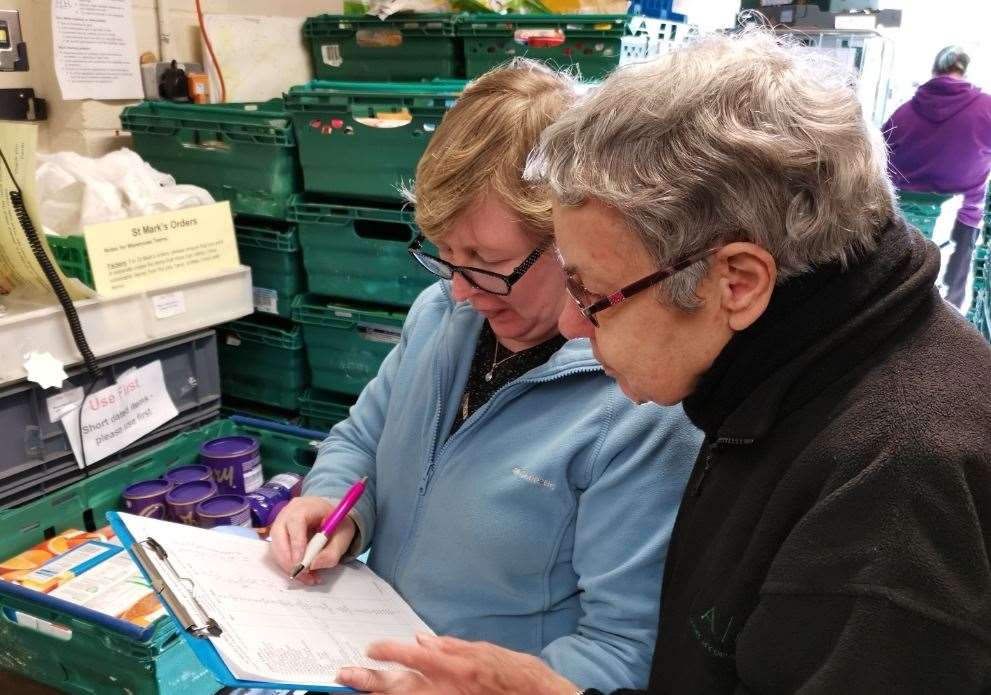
[
  {"xmin": 235, "ymin": 218, "xmax": 307, "ymax": 319},
  {"xmin": 285, "ymin": 80, "xmax": 464, "ymax": 203},
  {"xmin": 121, "ymin": 99, "xmax": 301, "ymax": 220},
  {"xmin": 289, "ymin": 195, "xmax": 435, "ymax": 307},
  {"xmin": 303, "ymin": 14, "xmax": 462, "ymax": 81},
  {"xmin": 0, "ymin": 419, "xmax": 318, "ymax": 695},
  {"xmin": 284, "ymin": 78, "xmax": 458, "ymax": 401},
  {"xmin": 217, "ymin": 318, "xmax": 308, "ymax": 410},
  {"xmin": 457, "ymin": 13, "xmax": 644, "ymax": 80},
  {"xmin": 292, "ymin": 295, "xmax": 406, "ymax": 396},
  {"xmin": 300, "ymin": 389, "xmax": 357, "ymax": 432}
]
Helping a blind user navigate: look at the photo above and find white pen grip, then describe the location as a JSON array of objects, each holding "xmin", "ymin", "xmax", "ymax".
[{"xmin": 300, "ymin": 531, "xmax": 329, "ymax": 570}]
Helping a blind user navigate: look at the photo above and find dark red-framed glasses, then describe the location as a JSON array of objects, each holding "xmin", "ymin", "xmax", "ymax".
[{"xmin": 559, "ymin": 246, "xmax": 720, "ymax": 326}]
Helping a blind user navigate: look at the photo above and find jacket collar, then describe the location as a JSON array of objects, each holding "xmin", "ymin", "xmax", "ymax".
[{"xmin": 682, "ymin": 219, "xmax": 941, "ymax": 440}]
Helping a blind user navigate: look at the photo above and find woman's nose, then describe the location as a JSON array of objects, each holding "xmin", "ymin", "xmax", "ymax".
[
  {"xmin": 450, "ymin": 271, "xmax": 477, "ymax": 302},
  {"xmin": 558, "ymin": 299, "xmax": 595, "ymax": 339}
]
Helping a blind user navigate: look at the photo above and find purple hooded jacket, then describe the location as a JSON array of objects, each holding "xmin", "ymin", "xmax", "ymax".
[{"xmin": 883, "ymin": 75, "xmax": 991, "ymax": 228}]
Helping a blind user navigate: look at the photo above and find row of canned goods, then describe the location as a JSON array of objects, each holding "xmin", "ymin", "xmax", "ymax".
[{"xmin": 120, "ymin": 435, "xmax": 303, "ymax": 528}]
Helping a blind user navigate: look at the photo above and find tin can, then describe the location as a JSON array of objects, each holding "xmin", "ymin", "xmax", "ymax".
[
  {"xmin": 163, "ymin": 464, "xmax": 213, "ymax": 487},
  {"xmin": 122, "ymin": 479, "xmax": 173, "ymax": 519},
  {"xmin": 166, "ymin": 480, "xmax": 217, "ymax": 525},
  {"xmin": 195, "ymin": 494, "xmax": 252, "ymax": 529},
  {"xmin": 200, "ymin": 436, "xmax": 263, "ymax": 495},
  {"xmin": 246, "ymin": 473, "xmax": 303, "ymax": 527}
]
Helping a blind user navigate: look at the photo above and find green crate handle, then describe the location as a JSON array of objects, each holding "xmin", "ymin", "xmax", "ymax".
[
  {"xmin": 291, "ymin": 299, "xmax": 360, "ymax": 330},
  {"xmin": 285, "ymin": 81, "xmax": 462, "ymax": 117},
  {"xmin": 236, "ymin": 223, "xmax": 300, "ymax": 252},
  {"xmin": 304, "ymin": 13, "xmax": 458, "ymax": 38},
  {"xmin": 121, "ymin": 101, "xmax": 296, "ymax": 147}
]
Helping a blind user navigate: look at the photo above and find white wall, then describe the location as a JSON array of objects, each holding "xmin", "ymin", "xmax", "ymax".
[{"xmin": 0, "ymin": 0, "xmax": 341, "ymax": 155}]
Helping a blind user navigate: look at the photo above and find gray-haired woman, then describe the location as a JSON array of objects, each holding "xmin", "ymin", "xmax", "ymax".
[{"xmin": 354, "ymin": 27, "xmax": 991, "ymax": 695}]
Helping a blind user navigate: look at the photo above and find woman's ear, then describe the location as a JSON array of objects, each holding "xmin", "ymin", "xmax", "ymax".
[{"xmin": 714, "ymin": 242, "xmax": 777, "ymax": 332}]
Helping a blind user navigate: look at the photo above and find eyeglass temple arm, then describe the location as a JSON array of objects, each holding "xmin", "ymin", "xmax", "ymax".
[{"xmin": 585, "ymin": 247, "xmax": 719, "ymax": 315}]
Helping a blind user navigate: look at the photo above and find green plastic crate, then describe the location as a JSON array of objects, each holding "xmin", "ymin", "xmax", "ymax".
[
  {"xmin": 236, "ymin": 219, "xmax": 306, "ymax": 318},
  {"xmin": 286, "ymin": 80, "xmax": 464, "ymax": 202},
  {"xmin": 45, "ymin": 234, "xmax": 94, "ymax": 287},
  {"xmin": 457, "ymin": 13, "xmax": 640, "ymax": 80},
  {"xmin": 292, "ymin": 295, "xmax": 406, "ymax": 395},
  {"xmin": 299, "ymin": 389, "xmax": 357, "ymax": 432},
  {"xmin": 121, "ymin": 99, "xmax": 301, "ymax": 219},
  {"xmin": 217, "ymin": 318, "xmax": 308, "ymax": 410},
  {"xmin": 304, "ymin": 13, "xmax": 462, "ymax": 81},
  {"xmin": 0, "ymin": 418, "xmax": 318, "ymax": 695},
  {"xmin": 289, "ymin": 195, "xmax": 434, "ymax": 307},
  {"xmin": 220, "ymin": 396, "xmax": 302, "ymax": 425},
  {"xmin": 896, "ymin": 190, "xmax": 951, "ymax": 239}
]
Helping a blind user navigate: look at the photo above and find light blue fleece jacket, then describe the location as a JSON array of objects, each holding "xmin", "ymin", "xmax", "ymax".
[{"xmin": 302, "ymin": 281, "xmax": 700, "ymax": 691}]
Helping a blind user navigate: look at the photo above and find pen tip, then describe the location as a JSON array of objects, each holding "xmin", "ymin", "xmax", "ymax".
[
  {"xmin": 289, "ymin": 564, "xmax": 303, "ymax": 580},
  {"xmin": 360, "ymin": 476, "xmax": 368, "ymax": 483}
]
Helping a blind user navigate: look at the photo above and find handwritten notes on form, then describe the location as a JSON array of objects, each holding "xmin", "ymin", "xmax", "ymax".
[{"xmin": 119, "ymin": 513, "xmax": 432, "ymax": 688}]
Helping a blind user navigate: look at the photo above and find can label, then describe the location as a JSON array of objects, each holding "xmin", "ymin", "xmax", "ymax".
[{"xmin": 211, "ymin": 454, "xmax": 263, "ymax": 495}]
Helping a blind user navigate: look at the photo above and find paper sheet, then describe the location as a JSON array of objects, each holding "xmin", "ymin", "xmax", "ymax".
[
  {"xmin": 119, "ymin": 513, "xmax": 433, "ymax": 688},
  {"xmin": 61, "ymin": 360, "xmax": 179, "ymax": 468},
  {"xmin": 51, "ymin": 0, "xmax": 143, "ymax": 101},
  {"xmin": 83, "ymin": 202, "xmax": 239, "ymax": 295},
  {"xmin": 0, "ymin": 121, "xmax": 91, "ymax": 301}
]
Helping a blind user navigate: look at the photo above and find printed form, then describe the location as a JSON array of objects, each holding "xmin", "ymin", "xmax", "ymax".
[{"xmin": 119, "ymin": 513, "xmax": 432, "ymax": 688}]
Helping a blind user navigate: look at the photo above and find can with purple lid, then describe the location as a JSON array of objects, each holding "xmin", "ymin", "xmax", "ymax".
[
  {"xmin": 122, "ymin": 479, "xmax": 173, "ymax": 519},
  {"xmin": 195, "ymin": 494, "xmax": 252, "ymax": 528},
  {"xmin": 246, "ymin": 472, "xmax": 303, "ymax": 527},
  {"xmin": 199, "ymin": 436, "xmax": 263, "ymax": 495},
  {"xmin": 163, "ymin": 464, "xmax": 213, "ymax": 487},
  {"xmin": 166, "ymin": 479, "xmax": 217, "ymax": 525}
]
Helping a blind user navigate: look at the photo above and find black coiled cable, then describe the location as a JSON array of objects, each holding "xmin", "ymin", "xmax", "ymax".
[{"xmin": 11, "ymin": 189, "xmax": 101, "ymax": 379}]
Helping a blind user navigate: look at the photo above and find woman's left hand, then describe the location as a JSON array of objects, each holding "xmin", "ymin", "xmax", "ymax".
[{"xmin": 351, "ymin": 633, "xmax": 580, "ymax": 695}]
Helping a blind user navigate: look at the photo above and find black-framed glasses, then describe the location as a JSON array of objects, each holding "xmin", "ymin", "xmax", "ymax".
[
  {"xmin": 558, "ymin": 246, "xmax": 720, "ymax": 327},
  {"xmin": 408, "ymin": 234, "xmax": 548, "ymax": 296}
]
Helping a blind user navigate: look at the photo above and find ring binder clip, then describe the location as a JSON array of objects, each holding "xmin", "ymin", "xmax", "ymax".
[{"xmin": 133, "ymin": 536, "xmax": 223, "ymax": 638}]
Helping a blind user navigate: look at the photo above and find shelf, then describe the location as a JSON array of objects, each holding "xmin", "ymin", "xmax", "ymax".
[{"xmin": 0, "ymin": 265, "xmax": 253, "ymax": 387}]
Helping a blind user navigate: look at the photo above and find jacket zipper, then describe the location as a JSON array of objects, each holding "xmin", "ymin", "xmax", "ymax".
[
  {"xmin": 392, "ymin": 350, "xmax": 600, "ymax": 580},
  {"xmin": 693, "ymin": 436, "xmax": 755, "ymax": 496}
]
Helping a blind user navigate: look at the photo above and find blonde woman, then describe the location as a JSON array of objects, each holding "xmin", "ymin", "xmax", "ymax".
[{"xmin": 269, "ymin": 59, "xmax": 700, "ymax": 693}]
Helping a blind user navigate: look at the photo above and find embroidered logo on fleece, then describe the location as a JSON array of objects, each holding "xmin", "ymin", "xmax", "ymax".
[
  {"xmin": 512, "ymin": 467, "xmax": 555, "ymax": 489},
  {"xmin": 690, "ymin": 606, "xmax": 739, "ymax": 660}
]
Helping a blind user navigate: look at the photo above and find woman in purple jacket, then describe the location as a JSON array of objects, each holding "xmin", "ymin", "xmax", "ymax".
[{"xmin": 884, "ymin": 46, "xmax": 991, "ymax": 307}]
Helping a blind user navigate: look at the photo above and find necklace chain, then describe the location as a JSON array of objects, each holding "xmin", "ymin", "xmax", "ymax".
[
  {"xmin": 485, "ymin": 340, "xmax": 522, "ymax": 381},
  {"xmin": 462, "ymin": 336, "xmax": 524, "ymax": 420}
]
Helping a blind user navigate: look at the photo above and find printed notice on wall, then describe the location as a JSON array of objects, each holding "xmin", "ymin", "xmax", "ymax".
[
  {"xmin": 83, "ymin": 202, "xmax": 240, "ymax": 295},
  {"xmin": 52, "ymin": 0, "xmax": 144, "ymax": 100},
  {"xmin": 61, "ymin": 360, "xmax": 179, "ymax": 468}
]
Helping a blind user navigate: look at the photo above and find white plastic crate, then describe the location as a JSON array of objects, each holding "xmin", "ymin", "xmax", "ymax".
[{"xmin": 0, "ymin": 265, "xmax": 253, "ymax": 386}]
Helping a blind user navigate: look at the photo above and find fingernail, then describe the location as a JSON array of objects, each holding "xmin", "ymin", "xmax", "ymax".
[
  {"xmin": 337, "ymin": 668, "xmax": 353, "ymax": 680},
  {"xmin": 416, "ymin": 633, "xmax": 438, "ymax": 646}
]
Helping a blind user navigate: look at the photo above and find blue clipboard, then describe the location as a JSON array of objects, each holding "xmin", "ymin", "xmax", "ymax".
[{"xmin": 107, "ymin": 511, "xmax": 355, "ymax": 692}]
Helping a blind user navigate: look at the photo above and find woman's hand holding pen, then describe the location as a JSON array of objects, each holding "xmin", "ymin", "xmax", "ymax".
[{"xmin": 269, "ymin": 496, "xmax": 357, "ymax": 586}]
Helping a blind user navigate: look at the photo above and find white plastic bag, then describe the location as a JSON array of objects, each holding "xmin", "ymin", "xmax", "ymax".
[{"xmin": 36, "ymin": 148, "xmax": 215, "ymax": 236}]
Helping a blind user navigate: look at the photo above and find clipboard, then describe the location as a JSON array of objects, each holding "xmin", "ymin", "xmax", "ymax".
[{"xmin": 107, "ymin": 511, "xmax": 354, "ymax": 692}]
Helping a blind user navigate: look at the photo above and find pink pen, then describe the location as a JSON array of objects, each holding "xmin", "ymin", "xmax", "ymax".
[{"xmin": 289, "ymin": 476, "xmax": 368, "ymax": 580}]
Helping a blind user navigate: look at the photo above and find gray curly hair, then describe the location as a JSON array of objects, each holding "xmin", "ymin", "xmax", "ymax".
[{"xmin": 525, "ymin": 28, "xmax": 896, "ymax": 310}]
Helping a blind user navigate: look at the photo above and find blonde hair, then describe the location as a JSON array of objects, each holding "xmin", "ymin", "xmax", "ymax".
[
  {"xmin": 526, "ymin": 28, "xmax": 896, "ymax": 310},
  {"xmin": 407, "ymin": 58, "xmax": 579, "ymax": 243}
]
